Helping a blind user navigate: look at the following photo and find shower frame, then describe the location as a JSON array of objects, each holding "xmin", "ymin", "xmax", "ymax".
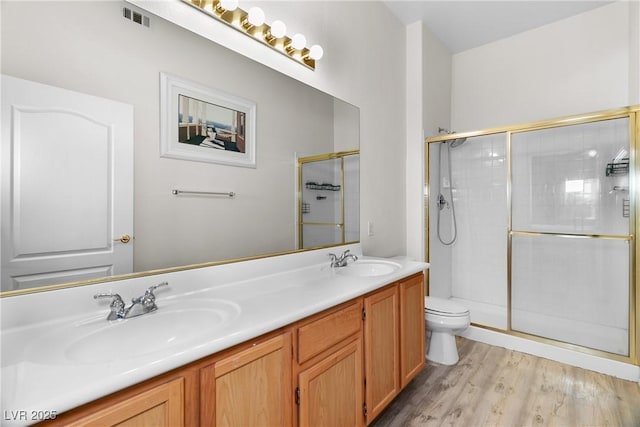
[
  {"xmin": 297, "ymin": 150, "xmax": 359, "ymax": 250},
  {"xmin": 424, "ymin": 105, "xmax": 640, "ymax": 366}
]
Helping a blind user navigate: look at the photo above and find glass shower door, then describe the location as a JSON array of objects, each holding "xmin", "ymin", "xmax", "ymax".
[
  {"xmin": 298, "ymin": 152, "xmax": 359, "ymax": 249},
  {"xmin": 510, "ymin": 118, "xmax": 631, "ymax": 355}
]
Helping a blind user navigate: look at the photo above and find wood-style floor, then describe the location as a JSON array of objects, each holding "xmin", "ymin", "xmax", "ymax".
[{"xmin": 371, "ymin": 338, "xmax": 640, "ymax": 427}]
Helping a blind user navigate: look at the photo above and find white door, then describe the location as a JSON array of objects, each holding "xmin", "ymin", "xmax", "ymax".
[{"xmin": 1, "ymin": 75, "xmax": 134, "ymax": 292}]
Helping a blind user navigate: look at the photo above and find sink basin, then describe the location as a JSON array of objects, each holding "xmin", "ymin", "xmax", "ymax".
[
  {"xmin": 24, "ymin": 298, "xmax": 241, "ymax": 364},
  {"xmin": 336, "ymin": 260, "xmax": 401, "ymax": 277}
]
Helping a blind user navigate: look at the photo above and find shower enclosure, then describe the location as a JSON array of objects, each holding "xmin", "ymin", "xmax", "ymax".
[
  {"xmin": 298, "ymin": 151, "xmax": 359, "ymax": 249},
  {"xmin": 426, "ymin": 106, "xmax": 639, "ymax": 364}
]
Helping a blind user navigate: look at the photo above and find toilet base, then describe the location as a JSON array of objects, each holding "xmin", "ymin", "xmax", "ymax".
[{"xmin": 427, "ymin": 331, "xmax": 460, "ymax": 365}]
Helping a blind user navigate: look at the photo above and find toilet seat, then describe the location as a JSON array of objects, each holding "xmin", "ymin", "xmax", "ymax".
[{"xmin": 425, "ymin": 296, "xmax": 469, "ymax": 317}]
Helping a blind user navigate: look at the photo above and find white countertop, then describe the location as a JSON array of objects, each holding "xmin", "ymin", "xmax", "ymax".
[{"xmin": 0, "ymin": 244, "xmax": 428, "ymax": 425}]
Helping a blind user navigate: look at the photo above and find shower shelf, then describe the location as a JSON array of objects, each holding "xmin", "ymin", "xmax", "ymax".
[
  {"xmin": 623, "ymin": 199, "xmax": 630, "ymax": 218},
  {"xmin": 606, "ymin": 158, "xmax": 628, "ymax": 176},
  {"xmin": 305, "ymin": 182, "xmax": 341, "ymax": 191},
  {"xmin": 612, "ymin": 186, "xmax": 628, "ymax": 192}
]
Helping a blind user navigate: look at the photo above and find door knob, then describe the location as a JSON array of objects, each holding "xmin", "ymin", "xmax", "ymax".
[{"xmin": 113, "ymin": 234, "xmax": 131, "ymax": 244}]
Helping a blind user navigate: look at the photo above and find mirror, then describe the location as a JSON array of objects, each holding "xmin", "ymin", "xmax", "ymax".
[{"xmin": 0, "ymin": 1, "xmax": 359, "ymax": 295}]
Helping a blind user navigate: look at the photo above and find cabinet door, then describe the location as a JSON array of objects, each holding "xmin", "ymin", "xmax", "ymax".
[
  {"xmin": 65, "ymin": 377, "xmax": 184, "ymax": 427},
  {"xmin": 363, "ymin": 285, "xmax": 399, "ymax": 423},
  {"xmin": 298, "ymin": 337, "xmax": 363, "ymax": 427},
  {"xmin": 201, "ymin": 332, "xmax": 292, "ymax": 427},
  {"xmin": 399, "ymin": 273, "xmax": 426, "ymax": 387}
]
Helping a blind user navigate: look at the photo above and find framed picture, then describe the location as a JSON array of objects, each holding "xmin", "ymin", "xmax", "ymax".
[{"xmin": 160, "ymin": 72, "xmax": 256, "ymax": 168}]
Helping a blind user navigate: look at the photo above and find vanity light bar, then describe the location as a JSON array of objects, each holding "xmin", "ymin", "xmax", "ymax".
[{"xmin": 182, "ymin": 0, "xmax": 322, "ymax": 70}]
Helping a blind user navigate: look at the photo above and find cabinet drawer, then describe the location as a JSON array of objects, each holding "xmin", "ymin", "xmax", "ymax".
[{"xmin": 297, "ymin": 300, "xmax": 362, "ymax": 364}]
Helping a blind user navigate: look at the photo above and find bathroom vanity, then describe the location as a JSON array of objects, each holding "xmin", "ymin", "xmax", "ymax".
[{"xmin": 1, "ymin": 245, "xmax": 428, "ymax": 426}]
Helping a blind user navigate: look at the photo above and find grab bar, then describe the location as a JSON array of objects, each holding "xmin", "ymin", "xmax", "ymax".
[{"xmin": 171, "ymin": 189, "xmax": 235, "ymax": 198}]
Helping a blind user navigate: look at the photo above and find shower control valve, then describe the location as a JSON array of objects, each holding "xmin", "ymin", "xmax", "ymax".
[{"xmin": 438, "ymin": 194, "xmax": 449, "ymax": 210}]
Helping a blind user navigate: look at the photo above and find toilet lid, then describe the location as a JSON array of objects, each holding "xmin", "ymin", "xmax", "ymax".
[{"xmin": 425, "ymin": 296, "xmax": 469, "ymax": 316}]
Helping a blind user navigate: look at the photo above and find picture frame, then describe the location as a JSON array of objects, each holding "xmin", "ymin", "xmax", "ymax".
[{"xmin": 160, "ymin": 72, "xmax": 257, "ymax": 168}]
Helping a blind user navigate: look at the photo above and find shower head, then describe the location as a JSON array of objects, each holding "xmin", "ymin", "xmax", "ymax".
[
  {"xmin": 450, "ymin": 137, "xmax": 467, "ymax": 148},
  {"xmin": 437, "ymin": 127, "xmax": 467, "ymax": 148}
]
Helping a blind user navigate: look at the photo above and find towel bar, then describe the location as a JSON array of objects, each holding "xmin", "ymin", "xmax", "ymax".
[{"xmin": 171, "ymin": 189, "xmax": 235, "ymax": 198}]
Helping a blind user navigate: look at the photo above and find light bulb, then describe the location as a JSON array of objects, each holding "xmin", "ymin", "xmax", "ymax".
[
  {"xmin": 291, "ymin": 33, "xmax": 306, "ymax": 50},
  {"xmin": 309, "ymin": 44, "xmax": 324, "ymax": 60},
  {"xmin": 270, "ymin": 20, "xmax": 286, "ymax": 38},
  {"xmin": 220, "ymin": 0, "xmax": 238, "ymax": 11},
  {"xmin": 247, "ymin": 7, "xmax": 265, "ymax": 26}
]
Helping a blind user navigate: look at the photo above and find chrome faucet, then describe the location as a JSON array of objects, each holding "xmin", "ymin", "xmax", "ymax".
[
  {"xmin": 94, "ymin": 282, "xmax": 168, "ymax": 320},
  {"xmin": 125, "ymin": 282, "xmax": 168, "ymax": 318},
  {"xmin": 94, "ymin": 293, "xmax": 126, "ymax": 320},
  {"xmin": 328, "ymin": 249, "xmax": 358, "ymax": 268}
]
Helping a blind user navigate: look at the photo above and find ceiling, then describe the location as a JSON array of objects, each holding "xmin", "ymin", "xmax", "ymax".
[{"xmin": 382, "ymin": 0, "xmax": 613, "ymax": 53}]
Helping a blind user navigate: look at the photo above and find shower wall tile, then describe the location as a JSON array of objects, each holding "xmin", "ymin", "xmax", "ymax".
[
  {"xmin": 450, "ymin": 133, "xmax": 508, "ymax": 308},
  {"xmin": 428, "ymin": 143, "xmax": 453, "ymax": 298}
]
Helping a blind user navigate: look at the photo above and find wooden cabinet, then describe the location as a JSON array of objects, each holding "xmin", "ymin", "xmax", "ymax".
[
  {"xmin": 363, "ymin": 285, "xmax": 400, "ymax": 422},
  {"xmin": 41, "ymin": 376, "xmax": 187, "ymax": 427},
  {"xmin": 42, "ymin": 272, "xmax": 425, "ymax": 427},
  {"xmin": 294, "ymin": 300, "xmax": 364, "ymax": 427},
  {"xmin": 65, "ymin": 378, "xmax": 184, "ymax": 427},
  {"xmin": 399, "ymin": 273, "xmax": 426, "ymax": 387},
  {"xmin": 296, "ymin": 300, "xmax": 362, "ymax": 365},
  {"xmin": 363, "ymin": 273, "xmax": 426, "ymax": 424},
  {"xmin": 201, "ymin": 332, "xmax": 293, "ymax": 427},
  {"xmin": 297, "ymin": 337, "xmax": 363, "ymax": 427}
]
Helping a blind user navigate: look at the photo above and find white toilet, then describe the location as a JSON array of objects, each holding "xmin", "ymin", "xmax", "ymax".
[{"xmin": 425, "ymin": 296, "xmax": 470, "ymax": 365}]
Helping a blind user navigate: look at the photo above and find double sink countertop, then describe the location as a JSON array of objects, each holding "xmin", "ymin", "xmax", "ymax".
[{"xmin": 1, "ymin": 244, "xmax": 428, "ymax": 425}]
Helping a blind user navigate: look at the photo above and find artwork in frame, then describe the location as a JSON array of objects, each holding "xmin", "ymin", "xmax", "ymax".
[{"xmin": 160, "ymin": 72, "xmax": 256, "ymax": 168}]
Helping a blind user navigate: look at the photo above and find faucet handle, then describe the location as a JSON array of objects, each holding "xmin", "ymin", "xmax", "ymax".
[
  {"xmin": 94, "ymin": 293, "xmax": 125, "ymax": 320},
  {"xmin": 133, "ymin": 281, "xmax": 168, "ymax": 305},
  {"xmin": 145, "ymin": 281, "xmax": 168, "ymax": 297}
]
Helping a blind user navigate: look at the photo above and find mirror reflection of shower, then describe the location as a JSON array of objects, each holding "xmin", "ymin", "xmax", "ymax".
[
  {"xmin": 436, "ymin": 127, "xmax": 467, "ymax": 246},
  {"xmin": 297, "ymin": 151, "xmax": 360, "ymax": 249}
]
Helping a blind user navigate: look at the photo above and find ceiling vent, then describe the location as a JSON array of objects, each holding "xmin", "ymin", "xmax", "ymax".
[{"xmin": 123, "ymin": 7, "xmax": 150, "ymax": 27}]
